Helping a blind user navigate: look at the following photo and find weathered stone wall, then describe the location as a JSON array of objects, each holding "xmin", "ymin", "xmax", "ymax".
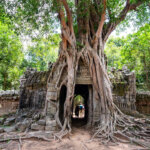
[
  {"xmin": 136, "ymin": 91, "xmax": 150, "ymax": 115},
  {"xmin": 19, "ymin": 66, "xmax": 137, "ymax": 126},
  {"xmin": 19, "ymin": 68, "xmax": 50, "ymax": 109},
  {"xmin": 92, "ymin": 67, "xmax": 137, "ymax": 124},
  {"xmin": 19, "ymin": 66, "xmax": 137, "ymax": 112},
  {"xmin": 109, "ymin": 67, "xmax": 136, "ymax": 113},
  {"xmin": 0, "ymin": 66, "xmax": 139, "ymax": 133},
  {"xmin": 0, "ymin": 90, "xmax": 19, "ymax": 116}
]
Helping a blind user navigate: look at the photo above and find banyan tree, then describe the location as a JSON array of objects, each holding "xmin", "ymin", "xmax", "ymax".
[
  {"xmin": 2, "ymin": 0, "xmax": 150, "ymax": 146},
  {"xmin": 45, "ymin": 0, "xmax": 150, "ymax": 142}
]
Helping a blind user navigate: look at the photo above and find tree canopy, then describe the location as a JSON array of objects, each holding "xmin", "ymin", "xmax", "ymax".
[
  {"xmin": 1, "ymin": 0, "xmax": 150, "ymax": 39},
  {"xmin": 0, "ymin": 21, "xmax": 23, "ymax": 90},
  {"xmin": 105, "ymin": 23, "xmax": 150, "ymax": 90},
  {"xmin": 0, "ymin": 0, "xmax": 149, "ymax": 90},
  {"xmin": 23, "ymin": 34, "xmax": 60, "ymax": 71}
]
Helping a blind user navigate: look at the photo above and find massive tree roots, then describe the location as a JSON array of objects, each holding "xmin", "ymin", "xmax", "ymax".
[
  {"xmin": 1, "ymin": 48, "xmax": 149, "ymax": 148},
  {"xmin": 1, "ymin": 47, "xmax": 149, "ymax": 149},
  {"xmin": 48, "ymin": 46, "xmax": 150, "ymax": 148},
  {"xmin": 92, "ymin": 106, "xmax": 150, "ymax": 148}
]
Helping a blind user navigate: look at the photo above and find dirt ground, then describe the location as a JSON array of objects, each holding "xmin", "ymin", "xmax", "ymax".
[{"xmin": 1, "ymin": 127, "xmax": 143, "ymax": 150}]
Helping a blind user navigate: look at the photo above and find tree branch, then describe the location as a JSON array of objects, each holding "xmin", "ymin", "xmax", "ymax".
[
  {"xmin": 57, "ymin": 0, "xmax": 67, "ymax": 29},
  {"xmin": 56, "ymin": 0, "xmax": 75, "ymax": 49},
  {"xmin": 103, "ymin": 0, "xmax": 144, "ymax": 42},
  {"xmin": 56, "ymin": 0, "xmax": 67, "ymax": 49},
  {"xmin": 93, "ymin": 0, "xmax": 107, "ymax": 49},
  {"xmin": 61, "ymin": 0, "xmax": 74, "ymax": 35}
]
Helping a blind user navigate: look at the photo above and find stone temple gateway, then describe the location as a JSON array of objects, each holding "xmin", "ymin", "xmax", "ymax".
[
  {"xmin": 19, "ymin": 61, "xmax": 136, "ymax": 131},
  {"xmin": 46, "ymin": 59, "xmax": 95, "ymax": 127}
]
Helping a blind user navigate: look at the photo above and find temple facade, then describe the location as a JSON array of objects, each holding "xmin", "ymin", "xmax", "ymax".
[{"xmin": 19, "ymin": 63, "xmax": 136, "ymax": 130}]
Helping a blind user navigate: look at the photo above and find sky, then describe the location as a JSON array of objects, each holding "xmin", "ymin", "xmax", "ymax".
[{"xmin": 112, "ymin": 22, "xmax": 137, "ymax": 37}]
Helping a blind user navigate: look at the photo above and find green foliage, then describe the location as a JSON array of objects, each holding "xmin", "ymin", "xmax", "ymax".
[
  {"xmin": 0, "ymin": 0, "xmax": 149, "ymax": 91},
  {"xmin": 0, "ymin": 0, "xmax": 149, "ymax": 36},
  {"xmin": 0, "ymin": 14, "xmax": 60, "ymax": 90},
  {"xmin": 0, "ymin": 21, "xmax": 24, "ymax": 90},
  {"xmin": 1, "ymin": 0, "xmax": 59, "ymax": 36},
  {"xmin": 23, "ymin": 34, "xmax": 60, "ymax": 71},
  {"xmin": 105, "ymin": 23, "xmax": 150, "ymax": 89},
  {"xmin": 74, "ymin": 95, "xmax": 84, "ymax": 106},
  {"xmin": 105, "ymin": 37, "xmax": 125, "ymax": 69}
]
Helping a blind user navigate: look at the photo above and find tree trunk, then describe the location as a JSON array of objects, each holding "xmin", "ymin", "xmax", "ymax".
[
  {"xmin": 51, "ymin": 1, "xmax": 150, "ymax": 146},
  {"xmin": 55, "ymin": 40, "xmax": 116, "ymax": 133},
  {"xmin": 62, "ymin": 50, "xmax": 77, "ymax": 130},
  {"xmin": 53, "ymin": 41, "xmax": 150, "ymax": 147}
]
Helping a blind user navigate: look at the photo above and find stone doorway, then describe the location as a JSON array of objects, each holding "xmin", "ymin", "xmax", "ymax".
[{"xmin": 71, "ymin": 84, "xmax": 89, "ymax": 127}]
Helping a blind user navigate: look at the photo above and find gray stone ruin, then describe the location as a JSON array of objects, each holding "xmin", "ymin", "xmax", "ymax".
[
  {"xmin": 18, "ymin": 65, "xmax": 137, "ymax": 131},
  {"xmin": 0, "ymin": 65, "xmax": 138, "ymax": 133},
  {"xmin": 19, "ymin": 68, "xmax": 50, "ymax": 109},
  {"xmin": 0, "ymin": 90, "xmax": 19, "ymax": 117},
  {"xmin": 109, "ymin": 66, "xmax": 136, "ymax": 113}
]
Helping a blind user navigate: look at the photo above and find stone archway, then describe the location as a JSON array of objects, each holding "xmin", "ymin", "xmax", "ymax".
[{"xmin": 71, "ymin": 84, "xmax": 90, "ymax": 127}]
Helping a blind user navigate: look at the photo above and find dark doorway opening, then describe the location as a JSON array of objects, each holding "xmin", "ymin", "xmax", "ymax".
[
  {"xmin": 59, "ymin": 85, "xmax": 67, "ymax": 124},
  {"xmin": 72, "ymin": 84, "xmax": 89, "ymax": 127}
]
